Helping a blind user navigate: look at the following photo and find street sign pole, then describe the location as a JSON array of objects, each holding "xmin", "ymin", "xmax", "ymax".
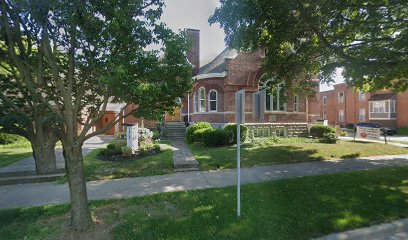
[{"xmin": 235, "ymin": 90, "xmax": 245, "ymax": 218}]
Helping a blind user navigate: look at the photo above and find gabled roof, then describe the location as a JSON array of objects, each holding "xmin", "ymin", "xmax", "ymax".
[
  {"xmin": 368, "ymin": 93, "xmax": 396, "ymax": 101},
  {"xmin": 195, "ymin": 48, "xmax": 238, "ymax": 79}
]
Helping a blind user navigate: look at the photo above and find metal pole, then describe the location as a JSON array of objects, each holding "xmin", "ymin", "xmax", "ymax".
[
  {"xmin": 237, "ymin": 96, "xmax": 241, "ymax": 218},
  {"xmin": 187, "ymin": 94, "xmax": 190, "ymax": 122}
]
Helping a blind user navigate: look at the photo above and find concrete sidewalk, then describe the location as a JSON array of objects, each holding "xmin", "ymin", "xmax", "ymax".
[
  {"xmin": 1, "ymin": 154, "xmax": 408, "ymax": 209},
  {"xmin": 0, "ymin": 135, "xmax": 114, "ymax": 174}
]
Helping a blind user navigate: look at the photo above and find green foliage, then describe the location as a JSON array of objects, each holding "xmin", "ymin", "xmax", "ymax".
[
  {"xmin": 319, "ymin": 133, "xmax": 338, "ymax": 144},
  {"xmin": 210, "ymin": 0, "xmax": 408, "ymax": 92},
  {"xmin": 223, "ymin": 124, "xmax": 248, "ymax": 145},
  {"xmin": 98, "ymin": 141, "xmax": 126, "ymax": 158},
  {"xmin": 121, "ymin": 146, "xmax": 132, "ymax": 157},
  {"xmin": 251, "ymin": 137, "xmax": 319, "ymax": 146},
  {"xmin": 152, "ymin": 130, "xmax": 160, "ymax": 140},
  {"xmin": 203, "ymin": 129, "xmax": 229, "ymax": 147},
  {"xmin": 114, "ymin": 132, "xmax": 126, "ymax": 139},
  {"xmin": 310, "ymin": 125, "xmax": 335, "ymax": 138},
  {"xmin": 0, "ymin": 133, "xmax": 26, "ymax": 145},
  {"xmin": 153, "ymin": 144, "xmax": 161, "ymax": 153},
  {"xmin": 186, "ymin": 122, "xmax": 213, "ymax": 143}
]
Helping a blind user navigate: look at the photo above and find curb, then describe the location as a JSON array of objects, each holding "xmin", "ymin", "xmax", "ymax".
[{"xmin": 314, "ymin": 218, "xmax": 408, "ymax": 240}]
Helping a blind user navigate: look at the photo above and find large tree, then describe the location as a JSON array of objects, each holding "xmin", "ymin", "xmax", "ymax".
[
  {"xmin": 0, "ymin": 52, "xmax": 59, "ymax": 174},
  {"xmin": 210, "ymin": 0, "xmax": 408, "ymax": 91},
  {"xmin": 0, "ymin": 0, "xmax": 192, "ymax": 231}
]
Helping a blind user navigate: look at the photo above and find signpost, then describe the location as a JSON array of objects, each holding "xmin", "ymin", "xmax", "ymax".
[
  {"xmin": 126, "ymin": 123, "xmax": 139, "ymax": 152},
  {"xmin": 235, "ymin": 89, "xmax": 245, "ymax": 217}
]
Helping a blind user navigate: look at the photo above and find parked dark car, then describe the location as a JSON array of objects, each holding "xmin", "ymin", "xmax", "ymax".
[{"xmin": 355, "ymin": 122, "xmax": 397, "ymax": 135}]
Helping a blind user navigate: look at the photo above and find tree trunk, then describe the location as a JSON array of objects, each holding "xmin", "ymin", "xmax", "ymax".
[
  {"xmin": 64, "ymin": 143, "xmax": 92, "ymax": 231},
  {"xmin": 31, "ymin": 138, "xmax": 57, "ymax": 174},
  {"xmin": 31, "ymin": 121, "xmax": 58, "ymax": 175}
]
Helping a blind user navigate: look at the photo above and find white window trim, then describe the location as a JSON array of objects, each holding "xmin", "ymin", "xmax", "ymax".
[
  {"xmin": 198, "ymin": 87, "xmax": 206, "ymax": 112},
  {"xmin": 294, "ymin": 95, "xmax": 299, "ymax": 112},
  {"xmin": 338, "ymin": 91, "xmax": 344, "ymax": 103},
  {"xmin": 369, "ymin": 100, "xmax": 396, "ymax": 120},
  {"xmin": 208, "ymin": 89, "xmax": 218, "ymax": 112},
  {"xmin": 193, "ymin": 93, "xmax": 197, "ymax": 113},
  {"xmin": 322, "ymin": 96, "xmax": 327, "ymax": 105},
  {"xmin": 339, "ymin": 109, "xmax": 345, "ymax": 122},
  {"xmin": 359, "ymin": 108, "xmax": 366, "ymax": 122},
  {"xmin": 262, "ymin": 80, "xmax": 287, "ymax": 112},
  {"xmin": 358, "ymin": 91, "xmax": 365, "ymax": 101}
]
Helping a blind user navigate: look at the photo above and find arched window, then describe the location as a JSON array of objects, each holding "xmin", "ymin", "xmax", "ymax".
[
  {"xmin": 193, "ymin": 93, "xmax": 197, "ymax": 112},
  {"xmin": 198, "ymin": 87, "xmax": 206, "ymax": 112},
  {"xmin": 208, "ymin": 90, "xmax": 218, "ymax": 112},
  {"xmin": 260, "ymin": 79, "xmax": 286, "ymax": 111}
]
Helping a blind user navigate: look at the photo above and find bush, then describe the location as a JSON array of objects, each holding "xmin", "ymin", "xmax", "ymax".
[
  {"xmin": 153, "ymin": 144, "xmax": 161, "ymax": 153},
  {"xmin": 310, "ymin": 125, "xmax": 335, "ymax": 138},
  {"xmin": 0, "ymin": 133, "xmax": 24, "ymax": 145},
  {"xmin": 319, "ymin": 132, "xmax": 338, "ymax": 144},
  {"xmin": 99, "ymin": 140, "xmax": 126, "ymax": 157},
  {"xmin": 192, "ymin": 128, "xmax": 212, "ymax": 143},
  {"xmin": 186, "ymin": 122, "xmax": 213, "ymax": 143},
  {"xmin": 121, "ymin": 146, "xmax": 132, "ymax": 157},
  {"xmin": 203, "ymin": 129, "xmax": 228, "ymax": 147},
  {"xmin": 152, "ymin": 130, "xmax": 160, "ymax": 140},
  {"xmin": 223, "ymin": 124, "xmax": 248, "ymax": 145}
]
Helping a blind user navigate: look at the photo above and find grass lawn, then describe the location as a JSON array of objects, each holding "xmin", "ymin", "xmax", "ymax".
[
  {"xmin": 1, "ymin": 166, "xmax": 408, "ymax": 240},
  {"xmin": 82, "ymin": 144, "xmax": 174, "ymax": 182},
  {"xmin": 0, "ymin": 139, "xmax": 32, "ymax": 168},
  {"xmin": 396, "ymin": 127, "xmax": 408, "ymax": 136},
  {"xmin": 190, "ymin": 138, "xmax": 408, "ymax": 171}
]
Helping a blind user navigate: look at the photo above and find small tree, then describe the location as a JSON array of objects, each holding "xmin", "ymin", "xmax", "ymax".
[{"xmin": 0, "ymin": 0, "xmax": 192, "ymax": 231}]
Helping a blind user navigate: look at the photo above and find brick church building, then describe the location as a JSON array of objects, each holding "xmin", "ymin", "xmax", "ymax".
[
  {"xmin": 95, "ymin": 29, "xmax": 319, "ymax": 137},
  {"xmin": 176, "ymin": 29, "xmax": 318, "ymax": 137}
]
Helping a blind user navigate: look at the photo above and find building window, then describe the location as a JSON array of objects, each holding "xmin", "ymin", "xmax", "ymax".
[
  {"xmin": 275, "ymin": 128, "xmax": 287, "ymax": 137},
  {"xmin": 193, "ymin": 93, "xmax": 197, "ymax": 113},
  {"xmin": 198, "ymin": 87, "xmax": 206, "ymax": 112},
  {"xmin": 338, "ymin": 92, "xmax": 344, "ymax": 103},
  {"xmin": 390, "ymin": 100, "xmax": 396, "ymax": 113},
  {"xmin": 262, "ymin": 80, "xmax": 286, "ymax": 111},
  {"xmin": 359, "ymin": 108, "xmax": 366, "ymax": 122},
  {"xmin": 322, "ymin": 96, "xmax": 327, "ymax": 105},
  {"xmin": 358, "ymin": 91, "xmax": 365, "ymax": 101},
  {"xmin": 253, "ymin": 128, "xmax": 270, "ymax": 138},
  {"xmin": 208, "ymin": 90, "xmax": 218, "ymax": 112},
  {"xmin": 323, "ymin": 109, "xmax": 327, "ymax": 119},
  {"xmin": 294, "ymin": 95, "xmax": 299, "ymax": 112},
  {"xmin": 339, "ymin": 109, "xmax": 345, "ymax": 122},
  {"xmin": 370, "ymin": 101, "xmax": 386, "ymax": 113}
]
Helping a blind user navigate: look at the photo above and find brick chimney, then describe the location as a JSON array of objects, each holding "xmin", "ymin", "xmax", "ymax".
[{"xmin": 186, "ymin": 29, "xmax": 200, "ymax": 76}]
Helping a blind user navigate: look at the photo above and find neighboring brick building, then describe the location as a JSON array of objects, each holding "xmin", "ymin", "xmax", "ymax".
[{"xmin": 317, "ymin": 83, "xmax": 408, "ymax": 128}]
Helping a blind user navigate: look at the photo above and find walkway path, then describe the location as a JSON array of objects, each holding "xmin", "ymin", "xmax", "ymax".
[
  {"xmin": 1, "ymin": 154, "xmax": 408, "ymax": 209},
  {"xmin": 169, "ymin": 140, "xmax": 199, "ymax": 171},
  {"xmin": 0, "ymin": 135, "xmax": 114, "ymax": 175},
  {"xmin": 339, "ymin": 136, "xmax": 408, "ymax": 148}
]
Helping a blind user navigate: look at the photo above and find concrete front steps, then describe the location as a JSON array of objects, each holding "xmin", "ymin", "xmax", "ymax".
[{"xmin": 164, "ymin": 122, "xmax": 187, "ymax": 141}]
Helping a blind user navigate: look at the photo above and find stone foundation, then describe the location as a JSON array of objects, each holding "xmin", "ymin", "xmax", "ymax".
[{"xmin": 245, "ymin": 122, "xmax": 309, "ymax": 138}]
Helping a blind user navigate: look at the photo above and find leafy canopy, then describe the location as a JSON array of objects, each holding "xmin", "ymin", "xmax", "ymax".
[{"xmin": 210, "ymin": 0, "xmax": 408, "ymax": 92}]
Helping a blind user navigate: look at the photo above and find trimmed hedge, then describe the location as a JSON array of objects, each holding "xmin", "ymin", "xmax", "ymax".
[
  {"xmin": 319, "ymin": 132, "xmax": 338, "ymax": 144},
  {"xmin": 186, "ymin": 122, "xmax": 213, "ymax": 143},
  {"xmin": 310, "ymin": 125, "xmax": 335, "ymax": 138},
  {"xmin": 203, "ymin": 129, "xmax": 229, "ymax": 147},
  {"xmin": 223, "ymin": 124, "xmax": 248, "ymax": 145}
]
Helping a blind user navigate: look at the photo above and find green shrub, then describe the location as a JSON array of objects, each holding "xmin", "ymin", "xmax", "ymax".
[
  {"xmin": 192, "ymin": 128, "xmax": 211, "ymax": 143},
  {"xmin": 186, "ymin": 122, "xmax": 213, "ymax": 143},
  {"xmin": 310, "ymin": 125, "xmax": 335, "ymax": 138},
  {"xmin": 319, "ymin": 132, "xmax": 338, "ymax": 144},
  {"xmin": 203, "ymin": 129, "xmax": 228, "ymax": 147},
  {"xmin": 340, "ymin": 132, "xmax": 347, "ymax": 137},
  {"xmin": 121, "ymin": 146, "xmax": 132, "ymax": 157},
  {"xmin": 152, "ymin": 130, "xmax": 160, "ymax": 140},
  {"xmin": 99, "ymin": 140, "xmax": 126, "ymax": 158},
  {"xmin": 223, "ymin": 124, "xmax": 248, "ymax": 145},
  {"xmin": 153, "ymin": 144, "xmax": 161, "ymax": 153},
  {"xmin": 0, "ymin": 133, "xmax": 24, "ymax": 145},
  {"xmin": 107, "ymin": 143, "xmax": 116, "ymax": 150}
]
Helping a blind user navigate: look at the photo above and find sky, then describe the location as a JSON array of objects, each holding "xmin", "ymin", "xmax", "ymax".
[{"xmin": 161, "ymin": 0, "xmax": 343, "ymax": 92}]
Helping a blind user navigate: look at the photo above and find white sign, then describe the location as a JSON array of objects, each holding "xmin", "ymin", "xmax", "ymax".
[
  {"xmin": 126, "ymin": 124, "xmax": 139, "ymax": 152},
  {"xmin": 356, "ymin": 126, "xmax": 380, "ymax": 140},
  {"xmin": 235, "ymin": 89, "xmax": 245, "ymax": 218}
]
